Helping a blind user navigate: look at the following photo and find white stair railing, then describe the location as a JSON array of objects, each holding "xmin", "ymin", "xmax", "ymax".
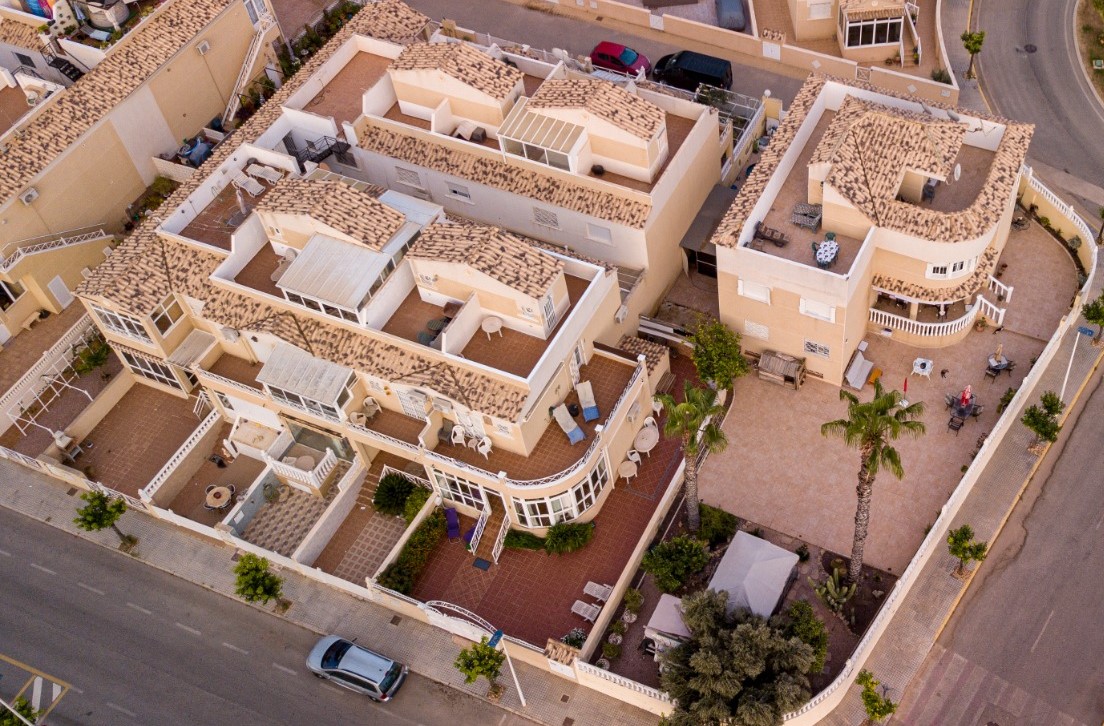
[
  {"xmin": 491, "ymin": 513, "xmax": 510, "ymax": 564},
  {"xmin": 468, "ymin": 506, "xmax": 490, "ymax": 556},
  {"xmin": 987, "ymin": 275, "xmax": 1014, "ymax": 303},
  {"xmin": 221, "ymin": 13, "xmax": 277, "ymax": 127}
]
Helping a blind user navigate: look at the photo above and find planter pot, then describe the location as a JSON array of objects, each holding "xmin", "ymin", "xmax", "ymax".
[
  {"xmin": 608, "ymin": 633, "xmax": 623, "ymax": 645},
  {"xmin": 621, "ymin": 611, "xmax": 638, "ymax": 624},
  {"xmin": 595, "ymin": 658, "xmax": 611, "ymax": 670}
]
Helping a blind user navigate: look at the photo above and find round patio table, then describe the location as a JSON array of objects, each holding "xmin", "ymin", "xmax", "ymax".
[
  {"xmin": 617, "ymin": 460, "xmax": 638, "ymax": 481},
  {"xmin": 481, "ymin": 316, "xmax": 503, "ymax": 340},
  {"xmin": 951, "ymin": 397, "xmax": 976, "ymax": 419},
  {"xmin": 988, "ymin": 355, "xmax": 1008, "ymax": 370},
  {"xmin": 634, "ymin": 426, "xmax": 660, "ymax": 455},
  {"xmin": 206, "ymin": 486, "xmax": 232, "ymax": 509}
]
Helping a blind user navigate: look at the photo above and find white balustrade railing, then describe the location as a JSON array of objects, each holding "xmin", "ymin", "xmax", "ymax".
[
  {"xmin": 264, "ymin": 447, "xmax": 339, "ymax": 490},
  {"xmin": 575, "ymin": 661, "xmax": 671, "ymax": 702},
  {"xmin": 468, "ymin": 505, "xmax": 489, "ymax": 555},
  {"xmin": 194, "ymin": 368, "xmax": 263, "ymax": 397},
  {"xmin": 870, "ymin": 294, "xmax": 1005, "ymax": 338},
  {"xmin": 491, "ymin": 511, "xmax": 510, "ymax": 564},
  {"xmin": 141, "ymin": 409, "xmax": 222, "ymax": 502},
  {"xmin": 1, "ymin": 314, "xmax": 95, "ymax": 428},
  {"xmin": 987, "ymin": 275, "xmax": 1013, "ymax": 303},
  {"xmin": 1, "ymin": 227, "xmax": 109, "ymax": 272},
  {"xmin": 975, "ymin": 294, "xmax": 1005, "ymax": 326}
]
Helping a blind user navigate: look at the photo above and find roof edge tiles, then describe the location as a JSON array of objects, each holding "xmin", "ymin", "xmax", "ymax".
[
  {"xmin": 391, "ymin": 41, "xmax": 523, "ymax": 101},
  {"xmin": 257, "ymin": 178, "xmax": 406, "ymax": 249},
  {"xmin": 528, "ymin": 78, "xmax": 665, "ymax": 140}
]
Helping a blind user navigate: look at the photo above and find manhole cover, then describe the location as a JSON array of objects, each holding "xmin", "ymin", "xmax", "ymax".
[{"xmin": 1024, "ymin": 44, "xmax": 1037, "ymax": 53}]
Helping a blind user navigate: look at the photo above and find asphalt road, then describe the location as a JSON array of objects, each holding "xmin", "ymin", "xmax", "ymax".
[
  {"xmin": 976, "ymin": 0, "xmax": 1104, "ymax": 193},
  {"xmin": 0, "ymin": 507, "xmax": 534, "ymax": 726},
  {"xmin": 899, "ymin": 372, "xmax": 1104, "ymax": 724}
]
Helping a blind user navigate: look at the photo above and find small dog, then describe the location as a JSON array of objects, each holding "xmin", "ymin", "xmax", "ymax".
[{"xmin": 940, "ymin": 368, "xmax": 949, "ymax": 379}]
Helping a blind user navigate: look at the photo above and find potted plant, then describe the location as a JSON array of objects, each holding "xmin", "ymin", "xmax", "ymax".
[
  {"xmin": 601, "ymin": 642, "xmax": 622, "ymax": 661},
  {"xmin": 974, "ymin": 315, "xmax": 988, "ymax": 332},
  {"xmin": 595, "ymin": 657, "xmax": 610, "ymax": 669},
  {"xmin": 621, "ymin": 587, "xmax": 644, "ymax": 623}
]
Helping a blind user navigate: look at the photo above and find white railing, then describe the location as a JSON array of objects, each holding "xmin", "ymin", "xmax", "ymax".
[
  {"xmin": 140, "ymin": 409, "xmax": 221, "ymax": 502},
  {"xmin": 381, "ymin": 463, "xmax": 431, "ymax": 489},
  {"xmin": 194, "ymin": 368, "xmax": 263, "ymax": 397},
  {"xmin": 222, "ymin": 13, "xmax": 278, "ymax": 126},
  {"xmin": 1, "ymin": 227, "xmax": 109, "ymax": 272},
  {"xmin": 869, "ymin": 294, "xmax": 1005, "ymax": 338},
  {"xmin": 576, "ymin": 661, "xmax": 672, "ymax": 702},
  {"xmin": 987, "ymin": 275, "xmax": 1013, "ymax": 303},
  {"xmin": 468, "ymin": 505, "xmax": 489, "ymax": 555},
  {"xmin": 0, "ymin": 314, "xmax": 95, "ymax": 429},
  {"xmin": 491, "ymin": 511, "xmax": 510, "ymax": 564},
  {"xmin": 1024, "ymin": 166, "xmax": 1096, "ymax": 245},
  {"xmin": 264, "ymin": 447, "xmax": 339, "ymax": 490},
  {"xmin": 974, "ymin": 294, "xmax": 1005, "ymax": 326}
]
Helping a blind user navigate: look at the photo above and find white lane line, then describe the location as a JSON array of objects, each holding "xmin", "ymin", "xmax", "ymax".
[
  {"xmin": 30, "ymin": 563, "xmax": 56, "ymax": 575},
  {"xmin": 105, "ymin": 702, "xmax": 137, "ymax": 718},
  {"xmin": 78, "ymin": 583, "xmax": 105, "ymax": 596},
  {"xmin": 0, "ymin": 549, "xmax": 11, "ymax": 557},
  {"xmin": 126, "ymin": 602, "xmax": 152, "ymax": 615},
  {"xmin": 272, "ymin": 663, "xmax": 297, "ymax": 676},
  {"xmin": 222, "ymin": 642, "xmax": 249, "ymax": 654},
  {"xmin": 174, "ymin": 623, "xmax": 201, "ymax": 636},
  {"xmin": 1030, "ymin": 609, "xmax": 1055, "ymax": 653}
]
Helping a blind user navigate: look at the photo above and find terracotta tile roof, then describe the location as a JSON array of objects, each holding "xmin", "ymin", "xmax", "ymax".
[
  {"xmin": 872, "ymin": 243, "xmax": 1000, "ymax": 303},
  {"xmin": 358, "ymin": 123, "xmax": 651, "ymax": 227},
  {"xmin": 711, "ymin": 75, "xmax": 1033, "ymax": 248},
  {"xmin": 617, "ymin": 335, "xmax": 667, "ymax": 375},
  {"xmin": 258, "ymin": 178, "xmax": 405, "ymax": 249},
  {"xmin": 0, "ymin": 0, "xmax": 237, "ymax": 205},
  {"xmin": 528, "ymin": 79, "xmax": 665, "ymax": 140},
  {"xmin": 392, "ymin": 41, "xmax": 522, "ymax": 100},
  {"xmin": 408, "ymin": 222, "xmax": 563, "ymax": 298},
  {"xmin": 840, "ymin": 0, "xmax": 905, "ymax": 20},
  {"xmin": 0, "ymin": 17, "xmax": 41, "ymax": 50}
]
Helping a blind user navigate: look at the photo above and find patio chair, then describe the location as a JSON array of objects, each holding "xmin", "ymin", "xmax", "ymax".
[
  {"xmin": 416, "ymin": 331, "xmax": 436, "ymax": 346},
  {"xmin": 553, "ymin": 404, "xmax": 586, "ymax": 445},
  {"xmin": 571, "ymin": 600, "xmax": 601, "ymax": 623},
  {"xmin": 584, "ymin": 581, "xmax": 613, "ymax": 603},
  {"xmin": 627, "ymin": 449, "xmax": 642, "ymax": 465},
  {"xmin": 984, "ymin": 367, "xmax": 999, "ymax": 381},
  {"xmin": 651, "ymin": 398, "xmax": 664, "ymax": 415},
  {"xmin": 1004, "ymin": 360, "xmax": 1017, "ymax": 376},
  {"xmin": 476, "ymin": 436, "xmax": 492, "ymax": 460},
  {"xmin": 971, "ymin": 404, "xmax": 985, "ymax": 419},
  {"xmin": 444, "ymin": 507, "xmax": 461, "ymax": 542},
  {"xmin": 944, "ymin": 393, "xmax": 957, "ymax": 410},
  {"xmin": 362, "ymin": 396, "xmax": 381, "ymax": 419},
  {"xmin": 948, "ymin": 416, "xmax": 964, "ymax": 435},
  {"xmin": 577, "ymin": 380, "xmax": 600, "ymax": 422},
  {"xmin": 451, "ymin": 426, "xmax": 467, "ymax": 447},
  {"xmin": 246, "ymin": 163, "xmax": 283, "ymax": 184},
  {"xmin": 232, "ymin": 173, "xmax": 265, "ymax": 198},
  {"xmin": 205, "ymin": 485, "xmax": 216, "ymax": 494},
  {"xmin": 643, "ymin": 416, "xmax": 657, "ymax": 429}
]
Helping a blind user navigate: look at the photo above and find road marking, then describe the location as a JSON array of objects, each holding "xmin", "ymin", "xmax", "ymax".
[
  {"xmin": 1030, "ymin": 610, "xmax": 1055, "ymax": 653},
  {"xmin": 174, "ymin": 623, "xmax": 201, "ymax": 636},
  {"xmin": 77, "ymin": 583, "xmax": 105, "ymax": 596},
  {"xmin": 0, "ymin": 549, "xmax": 11, "ymax": 557},
  {"xmin": 222, "ymin": 642, "xmax": 249, "ymax": 654},
  {"xmin": 105, "ymin": 702, "xmax": 137, "ymax": 718},
  {"xmin": 272, "ymin": 663, "xmax": 297, "ymax": 676},
  {"xmin": 126, "ymin": 602, "xmax": 152, "ymax": 615},
  {"xmin": 30, "ymin": 563, "xmax": 55, "ymax": 575}
]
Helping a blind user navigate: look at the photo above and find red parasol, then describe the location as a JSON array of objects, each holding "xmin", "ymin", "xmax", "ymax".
[
  {"xmin": 960, "ymin": 385, "xmax": 972, "ymax": 407},
  {"xmin": 903, "ymin": 377, "xmax": 908, "ymax": 395}
]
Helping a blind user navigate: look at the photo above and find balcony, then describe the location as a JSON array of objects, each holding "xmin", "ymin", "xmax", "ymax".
[
  {"xmin": 205, "ymin": 354, "xmax": 263, "ymax": 391},
  {"xmin": 180, "ymin": 181, "xmax": 272, "ymax": 251},
  {"xmin": 233, "ymin": 244, "xmax": 285, "ymax": 298}
]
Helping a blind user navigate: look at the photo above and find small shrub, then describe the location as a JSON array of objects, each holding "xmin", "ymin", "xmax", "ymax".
[
  {"xmin": 377, "ymin": 508, "xmax": 446, "ymax": 594},
  {"xmin": 544, "ymin": 522, "xmax": 594, "ymax": 555},
  {"xmin": 784, "ymin": 600, "xmax": 829, "ymax": 673},
  {"xmin": 454, "ymin": 636, "xmax": 505, "ymax": 686},
  {"xmin": 796, "ymin": 543, "xmax": 810, "ymax": 562},
  {"xmin": 561, "ymin": 627, "xmax": 587, "ymax": 648},
  {"xmin": 856, "ymin": 670, "xmax": 898, "ymax": 722},
  {"xmin": 641, "ymin": 536, "xmax": 709, "ymax": 593},
  {"xmin": 610, "ymin": 619, "xmax": 627, "ymax": 635},
  {"xmin": 504, "ymin": 530, "xmax": 546, "ymax": 550},
  {"xmin": 997, "ymin": 386, "xmax": 1018, "ymax": 414},
  {"xmin": 72, "ymin": 336, "xmax": 111, "ymax": 376},
  {"xmin": 930, "ymin": 68, "xmax": 952, "ymax": 84},
  {"xmin": 233, "ymin": 553, "xmax": 283, "ymax": 605},
  {"xmin": 373, "ymin": 473, "xmax": 415, "ymax": 516},
  {"xmin": 1021, "ymin": 390, "xmax": 1064, "ymax": 444},
  {"xmin": 698, "ymin": 503, "xmax": 738, "ymax": 547},
  {"xmin": 402, "ymin": 486, "xmax": 431, "ymax": 524},
  {"xmin": 601, "ymin": 642, "xmax": 622, "ymax": 660},
  {"xmin": 623, "ymin": 587, "xmax": 644, "ymax": 613}
]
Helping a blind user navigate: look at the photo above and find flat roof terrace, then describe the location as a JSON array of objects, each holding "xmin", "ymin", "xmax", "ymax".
[
  {"xmin": 180, "ymin": 182, "xmax": 272, "ymax": 251},
  {"xmin": 0, "ymin": 84, "xmax": 29, "ymax": 137},
  {"xmin": 302, "ymin": 51, "xmax": 391, "ymax": 126}
]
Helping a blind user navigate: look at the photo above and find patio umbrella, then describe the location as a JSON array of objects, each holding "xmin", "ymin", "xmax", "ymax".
[
  {"xmin": 903, "ymin": 377, "xmax": 908, "ymax": 395},
  {"xmin": 961, "ymin": 385, "xmax": 973, "ymax": 407},
  {"xmin": 994, "ymin": 343, "xmax": 1004, "ymax": 360}
]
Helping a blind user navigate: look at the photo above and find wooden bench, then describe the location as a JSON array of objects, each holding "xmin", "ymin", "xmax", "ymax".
[
  {"xmin": 753, "ymin": 221, "xmax": 789, "ymax": 248},
  {"xmin": 20, "ymin": 311, "xmax": 44, "ymax": 331}
]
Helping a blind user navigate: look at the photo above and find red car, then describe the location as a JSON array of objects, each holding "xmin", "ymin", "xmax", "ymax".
[{"xmin": 589, "ymin": 41, "xmax": 652, "ymax": 76}]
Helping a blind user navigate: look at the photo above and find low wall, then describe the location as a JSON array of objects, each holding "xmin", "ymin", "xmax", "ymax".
[
  {"xmin": 292, "ymin": 462, "xmax": 366, "ymax": 566},
  {"xmin": 144, "ymin": 411, "xmax": 224, "ymax": 506},
  {"xmin": 64, "ymin": 373, "xmax": 134, "ymax": 441}
]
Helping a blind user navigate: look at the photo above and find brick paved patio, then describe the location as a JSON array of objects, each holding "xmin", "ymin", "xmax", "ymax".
[{"xmin": 0, "ymin": 305, "xmax": 86, "ymax": 394}]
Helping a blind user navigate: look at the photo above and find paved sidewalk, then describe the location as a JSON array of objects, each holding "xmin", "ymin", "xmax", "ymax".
[
  {"xmin": 939, "ymin": 0, "xmax": 986, "ymax": 113},
  {"xmin": 0, "ymin": 467, "xmax": 656, "ymax": 726}
]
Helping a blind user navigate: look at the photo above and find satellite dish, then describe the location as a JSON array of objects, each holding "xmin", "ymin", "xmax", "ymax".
[{"xmin": 953, "ymin": 163, "xmax": 961, "ymax": 182}]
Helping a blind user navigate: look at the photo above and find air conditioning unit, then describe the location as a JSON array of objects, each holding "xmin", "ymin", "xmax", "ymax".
[
  {"xmin": 219, "ymin": 326, "xmax": 239, "ymax": 342},
  {"xmin": 614, "ymin": 304, "xmax": 628, "ymax": 324},
  {"xmin": 19, "ymin": 187, "xmax": 39, "ymax": 205},
  {"xmin": 196, "ymin": 40, "xmax": 211, "ymax": 55}
]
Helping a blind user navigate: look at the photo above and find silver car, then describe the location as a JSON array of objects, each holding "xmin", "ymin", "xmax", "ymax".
[{"xmin": 306, "ymin": 636, "xmax": 408, "ymax": 702}]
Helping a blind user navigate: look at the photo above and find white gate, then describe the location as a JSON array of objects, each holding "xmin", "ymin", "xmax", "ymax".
[{"xmin": 491, "ymin": 512, "xmax": 510, "ymax": 564}]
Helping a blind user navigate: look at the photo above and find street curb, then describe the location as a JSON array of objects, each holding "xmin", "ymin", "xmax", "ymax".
[
  {"xmin": 932, "ymin": 341, "xmax": 1104, "ymax": 641},
  {"xmin": 1071, "ymin": 0, "xmax": 1104, "ymax": 122},
  {"xmin": 0, "ymin": 482, "xmax": 548, "ymax": 726}
]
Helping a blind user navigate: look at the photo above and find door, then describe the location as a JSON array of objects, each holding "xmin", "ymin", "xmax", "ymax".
[
  {"xmin": 47, "ymin": 276, "xmax": 74, "ymax": 308},
  {"xmin": 396, "ymin": 388, "xmax": 427, "ymax": 420}
]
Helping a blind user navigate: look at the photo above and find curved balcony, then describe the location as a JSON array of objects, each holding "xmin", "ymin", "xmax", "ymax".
[{"xmin": 869, "ymin": 292, "xmax": 1005, "ymax": 348}]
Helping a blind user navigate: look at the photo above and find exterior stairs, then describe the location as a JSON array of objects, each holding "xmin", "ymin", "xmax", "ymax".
[
  {"xmin": 472, "ymin": 497, "xmax": 506, "ymax": 564},
  {"xmin": 221, "ymin": 12, "xmax": 277, "ymax": 127}
]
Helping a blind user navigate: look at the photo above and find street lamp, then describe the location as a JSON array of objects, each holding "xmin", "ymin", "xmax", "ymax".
[{"xmin": 1059, "ymin": 326, "xmax": 1095, "ymax": 401}]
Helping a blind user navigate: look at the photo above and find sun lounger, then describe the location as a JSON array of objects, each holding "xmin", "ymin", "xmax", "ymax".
[
  {"xmin": 584, "ymin": 581, "xmax": 613, "ymax": 602},
  {"xmin": 246, "ymin": 163, "xmax": 283, "ymax": 184},
  {"xmin": 572, "ymin": 600, "xmax": 600, "ymax": 622},
  {"xmin": 445, "ymin": 507, "xmax": 461, "ymax": 542},
  {"xmin": 553, "ymin": 404, "xmax": 586, "ymax": 445},
  {"xmin": 233, "ymin": 173, "xmax": 265, "ymax": 198},
  {"xmin": 577, "ymin": 380, "xmax": 599, "ymax": 422}
]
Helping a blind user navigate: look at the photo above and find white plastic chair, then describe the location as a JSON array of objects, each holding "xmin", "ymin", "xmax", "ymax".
[
  {"xmin": 476, "ymin": 436, "xmax": 492, "ymax": 460},
  {"xmin": 451, "ymin": 426, "xmax": 466, "ymax": 446},
  {"xmin": 627, "ymin": 449, "xmax": 642, "ymax": 465},
  {"xmin": 643, "ymin": 416, "xmax": 657, "ymax": 429},
  {"xmin": 651, "ymin": 398, "xmax": 664, "ymax": 415}
]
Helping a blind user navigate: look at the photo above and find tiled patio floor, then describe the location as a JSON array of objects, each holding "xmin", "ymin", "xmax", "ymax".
[
  {"xmin": 240, "ymin": 467, "xmax": 345, "ymax": 556},
  {"xmin": 163, "ymin": 439, "xmax": 268, "ymax": 528},
  {"xmin": 697, "ymin": 221, "xmax": 1079, "ymax": 572},
  {"xmin": 181, "ymin": 182, "xmax": 270, "ymax": 250},
  {"xmin": 312, "ymin": 451, "xmax": 410, "ymax": 580},
  {"xmin": 0, "ymin": 305, "xmax": 86, "ymax": 394},
  {"xmin": 0, "ymin": 84, "xmax": 28, "ymax": 137},
  {"xmin": 411, "ymin": 354, "xmax": 698, "ymax": 647},
  {"xmin": 302, "ymin": 51, "xmax": 390, "ymax": 126}
]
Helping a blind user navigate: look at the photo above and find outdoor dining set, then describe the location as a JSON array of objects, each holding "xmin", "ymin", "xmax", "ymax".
[{"xmin": 812, "ymin": 232, "xmax": 839, "ymax": 269}]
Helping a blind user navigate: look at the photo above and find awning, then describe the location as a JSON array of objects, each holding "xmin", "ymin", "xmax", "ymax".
[
  {"xmin": 709, "ymin": 531, "xmax": 799, "ymax": 618},
  {"xmin": 678, "ymin": 185, "xmax": 739, "ymax": 255},
  {"xmin": 167, "ymin": 330, "xmax": 216, "ymax": 368},
  {"xmin": 277, "ymin": 235, "xmax": 389, "ymax": 310},
  {"xmin": 644, "ymin": 593, "xmax": 691, "ymax": 642},
  {"xmin": 499, "ymin": 98, "xmax": 586, "ymax": 155},
  {"xmin": 256, "ymin": 343, "xmax": 353, "ymax": 403}
]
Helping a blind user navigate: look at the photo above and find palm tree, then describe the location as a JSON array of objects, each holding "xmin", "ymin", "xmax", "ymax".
[
  {"xmin": 961, "ymin": 30, "xmax": 985, "ymax": 80},
  {"xmin": 656, "ymin": 381, "xmax": 728, "ymax": 532},
  {"xmin": 821, "ymin": 381, "xmax": 925, "ymax": 583}
]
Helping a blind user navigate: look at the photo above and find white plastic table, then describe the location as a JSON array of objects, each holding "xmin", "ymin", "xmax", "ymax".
[
  {"xmin": 481, "ymin": 316, "xmax": 503, "ymax": 340},
  {"xmin": 634, "ymin": 426, "xmax": 660, "ymax": 456}
]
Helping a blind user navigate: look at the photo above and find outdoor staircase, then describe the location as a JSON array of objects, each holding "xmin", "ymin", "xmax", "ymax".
[
  {"xmin": 283, "ymin": 134, "xmax": 352, "ymax": 171},
  {"xmin": 44, "ymin": 50, "xmax": 86, "ymax": 82},
  {"xmin": 472, "ymin": 498, "xmax": 506, "ymax": 563},
  {"xmin": 221, "ymin": 12, "xmax": 277, "ymax": 127}
]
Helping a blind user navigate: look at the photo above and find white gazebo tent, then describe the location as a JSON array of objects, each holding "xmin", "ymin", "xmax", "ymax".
[
  {"xmin": 710, "ymin": 531, "xmax": 799, "ymax": 618},
  {"xmin": 644, "ymin": 593, "xmax": 692, "ymax": 655}
]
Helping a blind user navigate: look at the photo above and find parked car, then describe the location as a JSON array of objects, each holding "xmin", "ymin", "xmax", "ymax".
[
  {"xmin": 306, "ymin": 636, "xmax": 409, "ymax": 702},
  {"xmin": 715, "ymin": 0, "xmax": 747, "ymax": 31},
  {"xmin": 652, "ymin": 50, "xmax": 733, "ymax": 91},
  {"xmin": 589, "ymin": 41, "xmax": 652, "ymax": 76}
]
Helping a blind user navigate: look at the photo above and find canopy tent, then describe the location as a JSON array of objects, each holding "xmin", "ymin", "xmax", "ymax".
[
  {"xmin": 709, "ymin": 531, "xmax": 799, "ymax": 618},
  {"xmin": 644, "ymin": 593, "xmax": 692, "ymax": 647}
]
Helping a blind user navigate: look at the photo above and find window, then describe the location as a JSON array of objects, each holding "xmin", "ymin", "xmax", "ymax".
[
  {"xmin": 743, "ymin": 320, "xmax": 769, "ymax": 341},
  {"xmin": 15, "ymin": 53, "xmax": 34, "ymax": 68},
  {"xmin": 808, "ymin": 1, "xmax": 832, "ymax": 20},
  {"xmin": 283, "ymin": 291, "xmax": 360, "ymax": 323},
  {"xmin": 445, "ymin": 182, "xmax": 473, "ymax": 203},
  {"xmin": 242, "ymin": 0, "xmax": 263, "ymax": 24},
  {"xmin": 511, "ymin": 458, "xmax": 611, "ymax": 528},
  {"xmin": 121, "ymin": 351, "xmax": 184, "ymax": 390},
  {"xmin": 586, "ymin": 223, "xmax": 612, "ymax": 244},
  {"xmin": 151, "ymin": 295, "xmax": 184, "ymax": 334},
  {"xmin": 737, "ymin": 279, "xmax": 771, "ymax": 304},
  {"xmin": 215, "ymin": 391, "xmax": 234, "ymax": 412},
  {"xmin": 394, "ymin": 167, "xmax": 424, "ymax": 190},
  {"xmin": 542, "ymin": 294, "xmax": 558, "ymax": 331},
  {"xmin": 533, "ymin": 208, "xmax": 560, "ymax": 230},
  {"xmin": 0, "ymin": 280, "xmax": 25, "ymax": 311},
  {"xmin": 803, "ymin": 340, "xmax": 831, "ymax": 358},
  {"xmin": 91, "ymin": 304, "xmax": 152, "ymax": 343},
  {"xmin": 799, "ymin": 298, "xmax": 836, "ymax": 323},
  {"xmin": 926, "ymin": 257, "xmax": 976, "ymax": 280},
  {"xmin": 845, "ymin": 17, "xmax": 902, "ymax": 47},
  {"xmin": 268, "ymin": 386, "xmax": 342, "ymax": 420},
  {"xmin": 434, "ymin": 471, "xmax": 484, "ymax": 510}
]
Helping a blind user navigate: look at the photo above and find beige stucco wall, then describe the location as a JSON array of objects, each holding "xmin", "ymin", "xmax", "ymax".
[
  {"xmin": 790, "ymin": 0, "xmax": 838, "ymax": 40},
  {"xmin": 3, "ymin": 233, "xmax": 115, "ymax": 314},
  {"xmin": 389, "ymin": 71, "xmax": 515, "ymax": 129}
]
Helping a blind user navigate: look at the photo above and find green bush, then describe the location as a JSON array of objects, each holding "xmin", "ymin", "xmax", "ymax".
[
  {"xmin": 377, "ymin": 508, "xmax": 446, "ymax": 594},
  {"xmin": 641, "ymin": 536, "xmax": 709, "ymax": 593},
  {"xmin": 784, "ymin": 600, "xmax": 829, "ymax": 673},
  {"xmin": 373, "ymin": 473, "xmax": 415, "ymax": 516},
  {"xmin": 561, "ymin": 627, "xmax": 587, "ymax": 648},
  {"xmin": 504, "ymin": 530, "xmax": 546, "ymax": 550},
  {"xmin": 602, "ymin": 642, "xmax": 622, "ymax": 660},
  {"xmin": 930, "ymin": 68, "xmax": 952, "ymax": 84},
  {"xmin": 610, "ymin": 619, "xmax": 627, "ymax": 635},
  {"xmin": 698, "ymin": 503, "xmax": 738, "ymax": 547},
  {"xmin": 544, "ymin": 522, "xmax": 594, "ymax": 555},
  {"xmin": 623, "ymin": 587, "xmax": 644, "ymax": 613},
  {"xmin": 402, "ymin": 486, "xmax": 431, "ymax": 525}
]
